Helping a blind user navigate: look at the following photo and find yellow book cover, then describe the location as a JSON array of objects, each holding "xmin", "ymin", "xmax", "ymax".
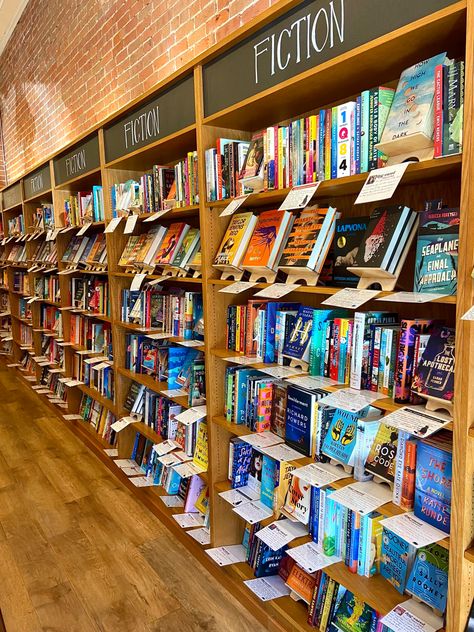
[
  {"xmin": 194, "ymin": 484, "xmax": 209, "ymax": 514},
  {"xmin": 193, "ymin": 422, "xmax": 208, "ymax": 471},
  {"xmin": 214, "ymin": 212, "xmax": 255, "ymax": 268},
  {"xmin": 119, "ymin": 236, "xmax": 140, "ymax": 266}
]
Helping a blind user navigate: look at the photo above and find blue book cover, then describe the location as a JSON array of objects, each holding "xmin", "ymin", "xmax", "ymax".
[
  {"xmin": 285, "ymin": 385, "xmax": 316, "ymax": 456},
  {"xmin": 414, "ymin": 205, "xmax": 459, "ymax": 295},
  {"xmin": 309, "ymin": 485, "xmax": 320, "ymax": 542},
  {"xmin": 234, "ymin": 368, "xmax": 262, "ymax": 424},
  {"xmin": 260, "ymin": 455, "xmax": 278, "ymax": 509},
  {"xmin": 282, "ymin": 305, "xmax": 314, "ymax": 362},
  {"xmin": 406, "ymin": 543, "xmax": 449, "ymax": 613},
  {"xmin": 166, "ymin": 346, "xmax": 189, "ymax": 388},
  {"xmin": 321, "ymin": 408, "xmax": 359, "ymax": 465},
  {"xmin": 164, "ymin": 468, "xmax": 182, "ymax": 495},
  {"xmin": 264, "ymin": 301, "xmax": 300, "ymax": 363},
  {"xmin": 231, "ymin": 439, "xmax": 253, "ymax": 488},
  {"xmin": 414, "ymin": 432, "xmax": 452, "ymax": 527},
  {"xmin": 380, "ymin": 527, "xmax": 415, "ymax": 593},
  {"xmin": 254, "ymin": 543, "xmax": 287, "ymax": 577}
]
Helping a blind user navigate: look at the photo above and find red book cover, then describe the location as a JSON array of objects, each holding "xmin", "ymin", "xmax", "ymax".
[
  {"xmin": 401, "ymin": 439, "xmax": 417, "ymax": 510},
  {"xmin": 154, "ymin": 223, "xmax": 187, "ymax": 265},
  {"xmin": 245, "ymin": 300, "xmax": 269, "ymax": 356}
]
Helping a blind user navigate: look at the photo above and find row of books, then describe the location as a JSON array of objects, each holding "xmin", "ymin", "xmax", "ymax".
[
  {"xmin": 79, "ymin": 356, "xmax": 114, "ymax": 400},
  {"xmin": 126, "ymin": 381, "xmax": 182, "ymax": 436},
  {"xmin": 12, "ymin": 270, "xmax": 29, "ymax": 294},
  {"xmin": 7, "ymin": 214, "xmax": 24, "ymax": 236},
  {"xmin": 19, "ymin": 323, "xmax": 33, "ymax": 345},
  {"xmin": 119, "ymin": 224, "xmax": 200, "ymax": 272},
  {"xmin": 33, "ymin": 205, "xmax": 54, "ymax": 231},
  {"xmin": 6, "ymin": 243, "xmax": 27, "ymax": 264},
  {"xmin": 112, "ymin": 155, "xmax": 199, "ymax": 216},
  {"xmin": 63, "ymin": 187, "xmax": 105, "ymax": 226},
  {"xmin": 31, "ymin": 239, "xmax": 58, "ymax": 267},
  {"xmin": 226, "ymin": 299, "xmax": 456, "ymax": 404},
  {"xmin": 70, "ymin": 316, "xmax": 112, "ymax": 356},
  {"xmin": 41, "ymin": 335, "xmax": 64, "ymax": 366},
  {"xmin": 216, "ymin": 199, "xmax": 459, "ymax": 294},
  {"xmin": 62, "ymin": 232, "xmax": 107, "ymax": 269},
  {"xmin": 18, "ymin": 298, "xmax": 32, "ymax": 321},
  {"xmin": 121, "ymin": 288, "xmax": 203, "ymax": 338},
  {"xmin": 125, "ymin": 342, "xmax": 206, "ymax": 407},
  {"xmin": 71, "ymin": 276, "xmax": 109, "ymax": 315},
  {"xmin": 41, "ymin": 305, "xmax": 62, "ymax": 336},
  {"xmin": 34, "ymin": 275, "xmax": 60, "ymax": 303},
  {"xmin": 38, "ymin": 366, "xmax": 67, "ymax": 402},
  {"xmin": 206, "ymin": 53, "xmax": 463, "ymax": 201},
  {"xmin": 79, "ymin": 393, "xmax": 116, "ymax": 444}
]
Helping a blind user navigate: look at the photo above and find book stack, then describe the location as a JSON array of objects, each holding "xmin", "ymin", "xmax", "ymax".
[
  {"xmin": 79, "ymin": 393, "xmax": 116, "ymax": 444},
  {"xmin": 71, "ymin": 276, "xmax": 109, "ymax": 315},
  {"xmin": 63, "ymin": 187, "xmax": 105, "ymax": 226},
  {"xmin": 121, "ymin": 288, "xmax": 203, "ymax": 336}
]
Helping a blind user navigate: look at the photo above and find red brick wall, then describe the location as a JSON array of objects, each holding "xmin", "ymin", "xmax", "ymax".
[{"xmin": 0, "ymin": 0, "xmax": 274, "ymax": 187}]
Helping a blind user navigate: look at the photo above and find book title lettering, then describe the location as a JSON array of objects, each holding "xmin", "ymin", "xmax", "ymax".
[
  {"xmin": 65, "ymin": 149, "xmax": 87, "ymax": 178},
  {"xmin": 123, "ymin": 106, "xmax": 160, "ymax": 150},
  {"xmin": 253, "ymin": 0, "xmax": 344, "ymax": 84}
]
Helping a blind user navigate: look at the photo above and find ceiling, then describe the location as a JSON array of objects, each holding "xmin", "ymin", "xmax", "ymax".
[{"xmin": 0, "ymin": 0, "xmax": 30, "ymax": 58}]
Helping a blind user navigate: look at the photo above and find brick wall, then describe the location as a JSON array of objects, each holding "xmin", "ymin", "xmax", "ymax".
[{"xmin": 0, "ymin": 0, "xmax": 275, "ymax": 187}]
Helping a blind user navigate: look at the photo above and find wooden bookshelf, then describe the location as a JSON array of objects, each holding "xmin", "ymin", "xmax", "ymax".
[{"xmin": 0, "ymin": 2, "xmax": 472, "ymax": 631}]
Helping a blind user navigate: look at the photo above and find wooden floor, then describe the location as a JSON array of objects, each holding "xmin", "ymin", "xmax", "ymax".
[{"xmin": 0, "ymin": 365, "xmax": 266, "ymax": 632}]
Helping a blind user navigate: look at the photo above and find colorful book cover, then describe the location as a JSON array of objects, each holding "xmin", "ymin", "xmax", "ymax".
[
  {"xmin": 285, "ymin": 385, "xmax": 316, "ymax": 457},
  {"xmin": 285, "ymin": 564, "xmax": 319, "ymax": 604},
  {"xmin": 154, "ymin": 222, "xmax": 189, "ymax": 265},
  {"xmin": 321, "ymin": 408, "xmax": 360, "ymax": 466},
  {"xmin": 365, "ymin": 424, "xmax": 398, "ymax": 483},
  {"xmin": 282, "ymin": 305, "xmax": 313, "ymax": 362},
  {"xmin": 230, "ymin": 438, "xmax": 253, "ymax": 489},
  {"xmin": 411, "ymin": 326, "xmax": 455, "ymax": 402},
  {"xmin": 275, "ymin": 461, "xmax": 296, "ymax": 515},
  {"xmin": 352, "ymin": 205, "xmax": 415, "ymax": 271},
  {"xmin": 405, "ymin": 543, "xmax": 449, "ymax": 613},
  {"xmin": 241, "ymin": 209, "xmax": 291, "ymax": 269},
  {"xmin": 380, "ymin": 527, "xmax": 415, "ymax": 593},
  {"xmin": 394, "ymin": 319, "xmax": 432, "ymax": 403},
  {"xmin": 278, "ymin": 207, "xmax": 333, "ymax": 271},
  {"xmin": 192, "ymin": 422, "xmax": 208, "ymax": 471},
  {"xmin": 213, "ymin": 212, "xmax": 257, "ymax": 268},
  {"xmin": 264, "ymin": 302, "xmax": 300, "ymax": 363},
  {"xmin": 333, "ymin": 216, "xmax": 370, "ymax": 287},
  {"xmin": 270, "ymin": 381, "xmax": 287, "ymax": 438},
  {"xmin": 254, "ymin": 542, "xmax": 288, "ymax": 578},
  {"xmin": 414, "ymin": 431, "xmax": 452, "ymax": 533},
  {"xmin": 283, "ymin": 474, "xmax": 312, "ymax": 524},
  {"xmin": 260, "ymin": 455, "xmax": 278, "ymax": 510},
  {"xmin": 414, "ymin": 203, "xmax": 460, "ymax": 294},
  {"xmin": 247, "ymin": 448, "xmax": 263, "ymax": 495},
  {"xmin": 331, "ymin": 590, "xmax": 378, "ymax": 632},
  {"xmin": 378, "ymin": 53, "xmax": 447, "ymax": 153}
]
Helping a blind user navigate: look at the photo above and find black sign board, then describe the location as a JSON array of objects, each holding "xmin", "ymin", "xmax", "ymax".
[
  {"xmin": 203, "ymin": 0, "xmax": 458, "ymax": 117},
  {"xmin": 54, "ymin": 134, "xmax": 101, "ymax": 185},
  {"xmin": 104, "ymin": 74, "xmax": 195, "ymax": 163},
  {"xmin": 23, "ymin": 163, "xmax": 52, "ymax": 200},
  {"xmin": 2, "ymin": 182, "xmax": 22, "ymax": 209}
]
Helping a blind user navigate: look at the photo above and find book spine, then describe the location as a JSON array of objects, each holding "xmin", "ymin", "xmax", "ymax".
[
  {"xmin": 354, "ymin": 95, "xmax": 362, "ymax": 174},
  {"xmin": 350, "ymin": 312, "xmax": 365, "ymax": 389},
  {"xmin": 392, "ymin": 430, "xmax": 408, "ymax": 506},
  {"xmin": 330, "ymin": 106, "xmax": 338, "ymax": 179},
  {"xmin": 370, "ymin": 326, "xmax": 382, "ymax": 392},
  {"xmin": 401, "ymin": 440, "xmax": 417, "ymax": 510},
  {"xmin": 324, "ymin": 109, "xmax": 332, "ymax": 181},
  {"xmin": 368, "ymin": 89, "xmax": 378, "ymax": 170},
  {"xmin": 357, "ymin": 513, "xmax": 367, "ymax": 576},
  {"xmin": 434, "ymin": 64, "xmax": 444, "ymax": 158}
]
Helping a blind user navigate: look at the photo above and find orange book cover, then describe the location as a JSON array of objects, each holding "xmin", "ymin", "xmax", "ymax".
[
  {"xmin": 154, "ymin": 223, "xmax": 187, "ymax": 265},
  {"xmin": 279, "ymin": 208, "xmax": 329, "ymax": 268},
  {"xmin": 241, "ymin": 210, "xmax": 284, "ymax": 268},
  {"xmin": 286, "ymin": 564, "xmax": 318, "ymax": 604}
]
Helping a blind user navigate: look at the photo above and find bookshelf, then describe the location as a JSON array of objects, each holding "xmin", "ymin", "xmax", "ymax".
[{"xmin": 0, "ymin": 1, "xmax": 473, "ymax": 630}]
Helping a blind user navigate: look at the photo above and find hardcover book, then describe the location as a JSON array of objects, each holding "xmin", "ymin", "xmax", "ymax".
[
  {"xmin": 241, "ymin": 209, "xmax": 293, "ymax": 273},
  {"xmin": 405, "ymin": 543, "xmax": 449, "ymax": 613},
  {"xmin": 380, "ymin": 527, "xmax": 415, "ymax": 593},
  {"xmin": 414, "ymin": 201, "xmax": 460, "ymax": 294},
  {"xmin": 254, "ymin": 542, "xmax": 287, "ymax": 578},
  {"xmin": 285, "ymin": 385, "xmax": 317, "ymax": 457},
  {"xmin": 278, "ymin": 207, "xmax": 337, "ymax": 274},
  {"xmin": 213, "ymin": 212, "xmax": 257, "ymax": 271},
  {"xmin": 331, "ymin": 590, "xmax": 378, "ymax": 632},
  {"xmin": 333, "ymin": 216, "xmax": 369, "ymax": 287},
  {"xmin": 282, "ymin": 305, "xmax": 313, "ymax": 362},
  {"xmin": 282, "ymin": 473, "xmax": 312, "ymax": 524},
  {"xmin": 394, "ymin": 318, "xmax": 433, "ymax": 403},
  {"xmin": 350, "ymin": 205, "xmax": 418, "ymax": 274},
  {"xmin": 285, "ymin": 564, "xmax": 318, "ymax": 604},
  {"xmin": 411, "ymin": 326, "xmax": 455, "ymax": 402},
  {"xmin": 377, "ymin": 53, "xmax": 448, "ymax": 155},
  {"xmin": 364, "ymin": 424, "xmax": 398, "ymax": 483},
  {"xmin": 154, "ymin": 223, "xmax": 190, "ymax": 265}
]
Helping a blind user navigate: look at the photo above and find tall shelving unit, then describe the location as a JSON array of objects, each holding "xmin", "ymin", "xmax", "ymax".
[{"xmin": 0, "ymin": 1, "xmax": 473, "ymax": 630}]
